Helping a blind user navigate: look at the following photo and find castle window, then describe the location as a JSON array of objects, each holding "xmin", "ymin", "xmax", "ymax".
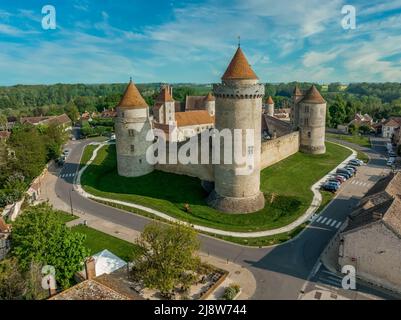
[
  {"xmin": 248, "ymin": 146, "xmax": 254, "ymax": 155},
  {"xmin": 128, "ymin": 129, "xmax": 134, "ymax": 136},
  {"xmin": 305, "ymin": 105, "xmax": 310, "ymax": 113},
  {"xmin": 130, "ymin": 145, "xmax": 135, "ymax": 152},
  {"xmin": 139, "ymin": 159, "xmax": 142, "ymax": 164},
  {"xmin": 305, "ymin": 118, "xmax": 309, "ymax": 126},
  {"xmin": 308, "ymin": 131, "xmax": 311, "ymax": 138}
]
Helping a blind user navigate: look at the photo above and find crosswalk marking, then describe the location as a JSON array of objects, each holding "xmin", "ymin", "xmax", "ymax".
[
  {"xmin": 335, "ymin": 221, "xmax": 342, "ymax": 229},
  {"xmin": 60, "ymin": 173, "xmax": 75, "ymax": 178},
  {"xmin": 316, "ymin": 216, "xmax": 322, "ymax": 223},
  {"xmin": 330, "ymin": 220, "xmax": 337, "ymax": 227},
  {"xmin": 312, "ymin": 215, "xmax": 344, "ymax": 229},
  {"xmin": 320, "ymin": 217, "xmax": 327, "ymax": 224},
  {"xmin": 325, "ymin": 218, "xmax": 332, "ymax": 225}
]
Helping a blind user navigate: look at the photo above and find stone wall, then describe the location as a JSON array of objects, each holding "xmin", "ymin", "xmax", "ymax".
[
  {"xmin": 155, "ymin": 162, "xmax": 214, "ymax": 182},
  {"xmin": 260, "ymin": 131, "xmax": 300, "ymax": 169},
  {"xmin": 339, "ymin": 222, "xmax": 401, "ymax": 293}
]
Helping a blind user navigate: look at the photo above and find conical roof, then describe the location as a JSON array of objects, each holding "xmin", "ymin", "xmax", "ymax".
[
  {"xmin": 117, "ymin": 80, "xmax": 148, "ymax": 109},
  {"xmin": 293, "ymin": 85, "xmax": 303, "ymax": 96},
  {"xmin": 301, "ymin": 85, "xmax": 326, "ymax": 104},
  {"xmin": 157, "ymin": 86, "xmax": 174, "ymax": 103},
  {"xmin": 205, "ymin": 92, "xmax": 215, "ymax": 102},
  {"xmin": 266, "ymin": 96, "xmax": 274, "ymax": 104},
  {"xmin": 222, "ymin": 47, "xmax": 258, "ymax": 80}
]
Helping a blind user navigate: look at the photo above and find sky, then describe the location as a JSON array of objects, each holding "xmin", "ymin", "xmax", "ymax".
[{"xmin": 1, "ymin": 0, "xmax": 401, "ymax": 85}]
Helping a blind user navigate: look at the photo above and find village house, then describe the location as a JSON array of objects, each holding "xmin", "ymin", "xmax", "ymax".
[
  {"xmin": 20, "ymin": 114, "xmax": 72, "ymax": 131},
  {"xmin": 338, "ymin": 173, "xmax": 401, "ymax": 293},
  {"xmin": 381, "ymin": 117, "xmax": 401, "ymax": 138}
]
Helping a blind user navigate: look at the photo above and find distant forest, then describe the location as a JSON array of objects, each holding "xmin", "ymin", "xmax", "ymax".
[{"xmin": 1, "ymin": 82, "xmax": 401, "ymax": 128}]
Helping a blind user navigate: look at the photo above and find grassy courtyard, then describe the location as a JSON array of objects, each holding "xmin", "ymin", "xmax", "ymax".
[{"xmin": 80, "ymin": 141, "xmax": 351, "ymax": 233}]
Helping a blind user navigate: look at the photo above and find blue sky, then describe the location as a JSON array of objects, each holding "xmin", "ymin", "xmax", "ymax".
[{"xmin": 1, "ymin": 0, "xmax": 401, "ymax": 85}]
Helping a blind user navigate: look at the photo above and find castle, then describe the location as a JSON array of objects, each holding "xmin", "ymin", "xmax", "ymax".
[{"xmin": 115, "ymin": 46, "xmax": 327, "ymax": 214}]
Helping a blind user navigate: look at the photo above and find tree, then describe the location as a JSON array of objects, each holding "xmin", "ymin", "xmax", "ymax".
[
  {"xmin": 7, "ymin": 124, "xmax": 46, "ymax": 180},
  {"xmin": 11, "ymin": 204, "xmax": 89, "ymax": 289},
  {"xmin": 0, "ymin": 114, "xmax": 7, "ymax": 130},
  {"xmin": 131, "ymin": 222, "xmax": 200, "ymax": 296},
  {"xmin": 64, "ymin": 101, "xmax": 79, "ymax": 123},
  {"xmin": 0, "ymin": 258, "xmax": 27, "ymax": 300},
  {"xmin": 40, "ymin": 123, "xmax": 68, "ymax": 160},
  {"xmin": 328, "ymin": 95, "xmax": 347, "ymax": 128}
]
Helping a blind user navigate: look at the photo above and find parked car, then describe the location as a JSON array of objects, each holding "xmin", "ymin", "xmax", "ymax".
[
  {"xmin": 336, "ymin": 173, "xmax": 349, "ymax": 181},
  {"xmin": 337, "ymin": 168, "xmax": 353, "ymax": 178},
  {"xmin": 346, "ymin": 165, "xmax": 358, "ymax": 172},
  {"xmin": 343, "ymin": 166, "xmax": 356, "ymax": 175},
  {"xmin": 322, "ymin": 182, "xmax": 339, "ymax": 192},
  {"xmin": 349, "ymin": 159, "xmax": 362, "ymax": 166},
  {"xmin": 327, "ymin": 179, "xmax": 341, "ymax": 187},
  {"xmin": 335, "ymin": 175, "xmax": 347, "ymax": 183},
  {"xmin": 388, "ymin": 152, "xmax": 397, "ymax": 158},
  {"xmin": 387, "ymin": 158, "xmax": 395, "ymax": 166},
  {"xmin": 63, "ymin": 149, "xmax": 70, "ymax": 156}
]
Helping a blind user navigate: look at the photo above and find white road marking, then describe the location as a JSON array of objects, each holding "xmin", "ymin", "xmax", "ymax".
[
  {"xmin": 316, "ymin": 216, "xmax": 322, "ymax": 223},
  {"xmin": 330, "ymin": 220, "xmax": 337, "ymax": 227},
  {"xmin": 320, "ymin": 217, "xmax": 328, "ymax": 224},
  {"xmin": 325, "ymin": 218, "xmax": 333, "ymax": 225},
  {"xmin": 335, "ymin": 222, "xmax": 342, "ymax": 229}
]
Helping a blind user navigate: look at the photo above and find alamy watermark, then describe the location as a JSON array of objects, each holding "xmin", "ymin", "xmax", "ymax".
[
  {"xmin": 341, "ymin": 264, "xmax": 356, "ymax": 290},
  {"xmin": 144, "ymin": 127, "xmax": 256, "ymax": 176},
  {"xmin": 41, "ymin": 5, "xmax": 56, "ymax": 30},
  {"xmin": 342, "ymin": 5, "xmax": 356, "ymax": 30}
]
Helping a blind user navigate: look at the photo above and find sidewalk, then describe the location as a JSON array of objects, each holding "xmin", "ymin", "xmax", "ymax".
[{"xmin": 75, "ymin": 142, "xmax": 357, "ymax": 238}]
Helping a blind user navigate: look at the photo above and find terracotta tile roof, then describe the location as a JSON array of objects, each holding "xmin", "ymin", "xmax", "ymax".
[
  {"xmin": 49, "ymin": 279, "xmax": 131, "ymax": 300},
  {"xmin": 300, "ymin": 85, "xmax": 326, "ymax": 104},
  {"xmin": 383, "ymin": 117, "xmax": 401, "ymax": 127},
  {"xmin": 266, "ymin": 96, "xmax": 274, "ymax": 104},
  {"xmin": 175, "ymin": 110, "xmax": 215, "ymax": 127},
  {"xmin": 157, "ymin": 86, "xmax": 174, "ymax": 103},
  {"xmin": 222, "ymin": 47, "xmax": 258, "ymax": 81},
  {"xmin": 0, "ymin": 217, "xmax": 11, "ymax": 233},
  {"xmin": 47, "ymin": 114, "xmax": 71, "ymax": 126},
  {"xmin": 117, "ymin": 80, "xmax": 148, "ymax": 109},
  {"xmin": 0, "ymin": 131, "xmax": 10, "ymax": 139},
  {"xmin": 185, "ymin": 96, "xmax": 208, "ymax": 111}
]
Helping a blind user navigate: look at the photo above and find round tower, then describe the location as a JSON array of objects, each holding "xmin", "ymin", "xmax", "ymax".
[
  {"xmin": 298, "ymin": 85, "xmax": 326, "ymax": 154},
  {"xmin": 291, "ymin": 85, "xmax": 303, "ymax": 130},
  {"xmin": 115, "ymin": 79, "xmax": 154, "ymax": 177},
  {"xmin": 204, "ymin": 92, "xmax": 216, "ymax": 116},
  {"xmin": 207, "ymin": 47, "xmax": 265, "ymax": 214},
  {"xmin": 265, "ymin": 96, "xmax": 274, "ymax": 117}
]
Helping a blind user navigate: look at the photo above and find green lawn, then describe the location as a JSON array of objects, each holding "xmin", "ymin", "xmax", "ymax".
[
  {"xmin": 53, "ymin": 210, "xmax": 78, "ymax": 223},
  {"xmin": 326, "ymin": 133, "xmax": 371, "ymax": 148},
  {"xmin": 71, "ymin": 225, "xmax": 141, "ymax": 262},
  {"xmin": 80, "ymin": 142, "xmax": 351, "ymax": 232},
  {"xmin": 80, "ymin": 144, "xmax": 97, "ymax": 167}
]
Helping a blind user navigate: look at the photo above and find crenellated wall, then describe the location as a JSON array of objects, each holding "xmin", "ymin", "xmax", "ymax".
[{"xmin": 260, "ymin": 131, "xmax": 300, "ymax": 169}]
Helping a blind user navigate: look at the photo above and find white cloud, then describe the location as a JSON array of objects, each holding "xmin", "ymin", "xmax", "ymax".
[{"xmin": 303, "ymin": 50, "xmax": 339, "ymax": 68}]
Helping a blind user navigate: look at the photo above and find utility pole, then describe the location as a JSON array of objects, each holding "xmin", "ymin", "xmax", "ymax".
[{"xmin": 69, "ymin": 189, "xmax": 74, "ymax": 215}]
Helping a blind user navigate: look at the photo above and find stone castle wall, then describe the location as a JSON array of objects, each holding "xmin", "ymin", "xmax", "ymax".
[{"xmin": 260, "ymin": 131, "xmax": 300, "ymax": 169}]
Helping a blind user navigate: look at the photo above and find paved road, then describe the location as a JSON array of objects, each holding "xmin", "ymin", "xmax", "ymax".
[{"xmin": 54, "ymin": 138, "xmax": 390, "ymax": 299}]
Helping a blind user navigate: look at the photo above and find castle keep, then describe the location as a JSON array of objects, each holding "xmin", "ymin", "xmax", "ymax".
[{"xmin": 115, "ymin": 47, "xmax": 327, "ymax": 214}]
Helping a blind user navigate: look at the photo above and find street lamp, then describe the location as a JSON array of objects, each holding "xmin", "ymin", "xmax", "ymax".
[{"xmin": 69, "ymin": 188, "xmax": 74, "ymax": 215}]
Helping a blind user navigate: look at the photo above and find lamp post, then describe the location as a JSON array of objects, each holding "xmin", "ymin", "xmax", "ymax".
[{"xmin": 69, "ymin": 188, "xmax": 74, "ymax": 215}]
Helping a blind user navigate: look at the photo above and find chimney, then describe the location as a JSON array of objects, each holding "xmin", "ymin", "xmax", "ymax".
[
  {"xmin": 85, "ymin": 257, "xmax": 96, "ymax": 280},
  {"xmin": 169, "ymin": 85, "xmax": 173, "ymax": 98}
]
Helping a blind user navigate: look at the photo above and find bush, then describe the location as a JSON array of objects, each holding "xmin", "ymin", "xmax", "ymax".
[{"xmin": 222, "ymin": 283, "xmax": 241, "ymax": 300}]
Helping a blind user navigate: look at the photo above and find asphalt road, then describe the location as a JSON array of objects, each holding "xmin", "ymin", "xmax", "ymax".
[{"xmin": 54, "ymin": 137, "xmax": 389, "ymax": 299}]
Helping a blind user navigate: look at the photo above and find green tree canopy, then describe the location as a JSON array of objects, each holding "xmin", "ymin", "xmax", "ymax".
[
  {"xmin": 131, "ymin": 222, "xmax": 200, "ymax": 296},
  {"xmin": 7, "ymin": 124, "xmax": 46, "ymax": 180},
  {"xmin": 11, "ymin": 204, "xmax": 89, "ymax": 289}
]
